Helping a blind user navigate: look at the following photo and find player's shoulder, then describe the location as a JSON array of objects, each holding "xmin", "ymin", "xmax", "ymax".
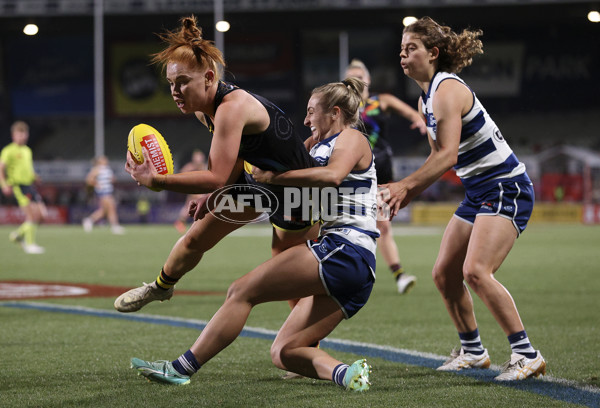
[
  {"xmin": 435, "ymin": 73, "xmax": 469, "ymax": 93},
  {"xmin": 338, "ymin": 128, "xmax": 368, "ymax": 144},
  {"xmin": 434, "ymin": 76, "xmax": 472, "ymax": 107},
  {"xmin": 219, "ymin": 88, "xmax": 257, "ymax": 112}
]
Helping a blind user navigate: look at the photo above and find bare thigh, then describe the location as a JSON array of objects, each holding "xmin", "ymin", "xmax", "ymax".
[
  {"xmin": 181, "ymin": 204, "xmax": 263, "ymax": 253},
  {"xmin": 271, "ymin": 223, "xmax": 320, "ymax": 255},
  {"xmin": 231, "ymin": 244, "xmax": 325, "ymax": 303},
  {"xmin": 230, "ymin": 245, "xmax": 341, "ymax": 349},
  {"xmin": 464, "ymin": 215, "xmax": 517, "ymax": 278},
  {"xmin": 100, "ymin": 195, "xmax": 116, "ymax": 212}
]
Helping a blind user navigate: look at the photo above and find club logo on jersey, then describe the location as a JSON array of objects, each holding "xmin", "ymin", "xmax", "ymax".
[
  {"xmin": 371, "ymin": 203, "xmax": 378, "ymax": 219},
  {"xmin": 425, "ymin": 112, "xmax": 437, "ymax": 138},
  {"xmin": 493, "ymin": 128, "xmax": 505, "ymax": 143}
]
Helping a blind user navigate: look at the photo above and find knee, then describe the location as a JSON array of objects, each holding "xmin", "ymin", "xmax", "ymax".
[
  {"xmin": 224, "ymin": 277, "xmax": 256, "ymax": 308},
  {"xmin": 377, "ymin": 220, "xmax": 391, "ymax": 237},
  {"xmin": 432, "ymin": 266, "xmax": 447, "ymax": 293},
  {"xmin": 432, "ymin": 265, "xmax": 463, "ymax": 298},
  {"xmin": 225, "ymin": 278, "xmax": 244, "ymax": 302},
  {"xmin": 270, "ymin": 340, "xmax": 291, "ymax": 370},
  {"xmin": 270, "ymin": 342, "xmax": 284, "ymax": 369},
  {"xmin": 34, "ymin": 209, "xmax": 45, "ymax": 223},
  {"xmin": 462, "ymin": 261, "xmax": 488, "ymax": 290},
  {"xmin": 180, "ymin": 231, "xmax": 210, "ymax": 253}
]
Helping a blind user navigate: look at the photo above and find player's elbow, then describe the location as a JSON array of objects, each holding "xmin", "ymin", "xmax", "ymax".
[
  {"xmin": 438, "ymin": 150, "xmax": 457, "ymax": 170},
  {"xmin": 446, "ymin": 155, "xmax": 458, "ymax": 169},
  {"xmin": 210, "ymin": 179, "xmax": 227, "ymax": 190},
  {"xmin": 322, "ymin": 171, "xmax": 346, "ymax": 187}
]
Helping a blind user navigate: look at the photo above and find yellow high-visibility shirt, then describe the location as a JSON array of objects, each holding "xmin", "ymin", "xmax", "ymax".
[{"xmin": 0, "ymin": 142, "xmax": 36, "ymax": 186}]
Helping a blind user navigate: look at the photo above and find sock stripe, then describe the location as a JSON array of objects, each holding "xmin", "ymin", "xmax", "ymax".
[
  {"xmin": 173, "ymin": 350, "xmax": 201, "ymax": 376},
  {"xmin": 458, "ymin": 329, "xmax": 480, "ymax": 341},
  {"xmin": 508, "ymin": 330, "xmax": 536, "ymax": 357},
  {"xmin": 511, "ymin": 338, "xmax": 533, "ymax": 347},
  {"xmin": 459, "ymin": 329, "xmax": 485, "ymax": 355},
  {"xmin": 178, "ymin": 356, "xmax": 195, "ymax": 374},
  {"xmin": 332, "ymin": 363, "xmax": 349, "ymax": 387},
  {"xmin": 156, "ymin": 269, "xmax": 179, "ymax": 290},
  {"xmin": 391, "ymin": 264, "xmax": 404, "ymax": 279},
  {"xmin": 160, "ymin": 269, "xmax": 178, "ymax": 284}
]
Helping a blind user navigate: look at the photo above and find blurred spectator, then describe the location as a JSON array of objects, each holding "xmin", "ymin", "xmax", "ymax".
[{"xmin": 137, "ymin": 196, "xmax": 151, "ymax": 224}]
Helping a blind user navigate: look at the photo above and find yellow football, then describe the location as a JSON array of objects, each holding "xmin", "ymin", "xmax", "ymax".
[{"xmin": 127, "ymin": 123, "xmax": 174, "ymax": 191}]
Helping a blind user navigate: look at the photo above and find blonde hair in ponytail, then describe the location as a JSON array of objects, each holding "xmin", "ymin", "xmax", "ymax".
[{"xmin": 312, "ymin": 77, "xmax": 366, "ymax": 128}]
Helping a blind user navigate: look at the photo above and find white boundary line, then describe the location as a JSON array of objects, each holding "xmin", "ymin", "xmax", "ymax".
[{"xmin": 2, "ymin": 300, "xmax": 599, "ymax": 406}]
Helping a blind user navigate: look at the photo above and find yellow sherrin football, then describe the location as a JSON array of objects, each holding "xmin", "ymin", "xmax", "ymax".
[{"xmin": 127, "ymin": 123, "xmax": 174, "ymax": 191}]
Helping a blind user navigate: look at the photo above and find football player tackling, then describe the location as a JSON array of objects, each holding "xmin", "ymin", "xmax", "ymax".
[{"xmin": 130, "ymin": 77, "xmax": 377, "ymax": 391}]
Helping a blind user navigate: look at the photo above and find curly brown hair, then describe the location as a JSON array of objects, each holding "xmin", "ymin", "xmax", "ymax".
[
  {"xmin": 404, "ymin": 16, "xmax": 483, "ymax": 73},
  {"xmin": 151, "ymin": 15, "xmax": 225, "ymax": 80}
]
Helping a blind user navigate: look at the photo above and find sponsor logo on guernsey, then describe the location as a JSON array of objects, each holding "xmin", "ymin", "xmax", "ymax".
[{"xmin": 481, "ymin": 201, "xmax": 494, "ymax": 211}]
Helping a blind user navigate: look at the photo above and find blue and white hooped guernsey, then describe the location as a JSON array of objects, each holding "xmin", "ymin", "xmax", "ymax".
[
  {"xmin": 94, "ymin": 165, "xmax": 114, "ymax": 196},
  {"xmin": 309, "ymin": 132, "xmax": 380, "ymax": 263},
  {"xmin": 421, "ymin": 72, "xmax": 528, "ymax": 190}
]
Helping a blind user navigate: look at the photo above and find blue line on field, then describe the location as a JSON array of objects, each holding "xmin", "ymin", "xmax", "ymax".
[{"xmin": 2, "ymin": 301, "xmax": 598, "ymax": 408}]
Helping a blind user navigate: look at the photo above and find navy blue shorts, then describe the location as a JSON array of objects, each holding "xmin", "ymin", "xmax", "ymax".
[
  {"xmin": 12, "ymin": 184, "xmax": 42, "ymax": 207},
  {"xmin": 455, "ymin": 179, "xmax": 535, "ymax": 235},
  {"xmin": 307, "ymin": 233, "xmax": 375, "ymax": 319}
]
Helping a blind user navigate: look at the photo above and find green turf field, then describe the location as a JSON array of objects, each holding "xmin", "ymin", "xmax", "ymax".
[{"xmin": 1, "ymin": 222, "xmax": 599, "ymax": 407}]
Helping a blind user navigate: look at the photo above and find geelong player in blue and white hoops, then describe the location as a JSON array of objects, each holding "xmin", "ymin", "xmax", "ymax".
[
  {"xmin": 82, "ymin": 156, "xmax": 125, "ymax": 235},
  {"xmin": 130, "ymin": 77, "xmax": 376, "ymax": 391},
  {"xmin": 379, "ymin": 16, "xmax": 545, "ymax": 381}
]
